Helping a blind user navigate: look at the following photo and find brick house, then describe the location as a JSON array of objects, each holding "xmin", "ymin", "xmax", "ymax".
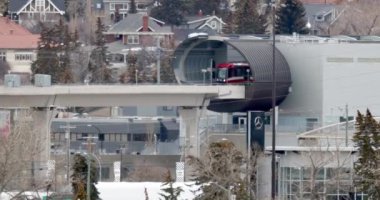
[
  {"xmin": 0, "ymin": 17, "xmax": 39, "ymax": 78},
  {"xmin": 103, "ymin": 13, "xmax": 173, "ymax": 70}
]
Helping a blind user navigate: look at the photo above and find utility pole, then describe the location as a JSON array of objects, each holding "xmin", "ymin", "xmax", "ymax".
[
  {"xmin": 345, "ymin": 104, "xmax": 348, "ymax": 147},
  {"xmin": 156, "ymin": 38, "xmax": 161, "ymax": 84},
  {"xmin": 60, "ymin": 122, "xmax": 75, "ymax": 184},
  {"xmin": 82, "ymin": 136, "xmax": 97, "ymax": 200},
  {"xmin": 86, "ymin": 0, "xmax": 92, "ymax": 44},
  {"xmin": 120, "ymin": 146, "xmax": 123, "ymax": 181},
  {"xmin": 86, "ymin": 137, "xmax": 91, "ymax": 200}
]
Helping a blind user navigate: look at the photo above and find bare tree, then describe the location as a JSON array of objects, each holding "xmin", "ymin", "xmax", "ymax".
[
  {"xmin": 144, "ymin": 123, "xmax": 157, "ymax": 154},
  {"xmin": 0, "ymin": 109, "xmax": 47, "ymax": 198},
  {"xmin": 127, "ymin": 162, "xmax": 167, "ymax": 182},
  {"xmin": 188, "ymin": 140, "xmax": 262, "ymax": 200},
  {"xmin": 325, "ymin": 0, "xmax": 380, "ymax": 35}
]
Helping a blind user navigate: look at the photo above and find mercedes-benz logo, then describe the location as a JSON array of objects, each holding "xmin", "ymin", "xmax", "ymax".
[{"xmin": 254, "ymin": 117, "xmax": 263, "ymax": 129}]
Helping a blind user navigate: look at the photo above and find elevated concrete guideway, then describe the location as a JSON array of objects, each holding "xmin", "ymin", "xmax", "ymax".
[{"xmin": 0, "ymin": 85, "xmax": 245, "ymax": 107}]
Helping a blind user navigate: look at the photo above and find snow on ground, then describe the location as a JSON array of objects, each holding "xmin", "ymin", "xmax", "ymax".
[{"xmin": 98, "ymin": 182, "xmax": 200, "ymax": 200}]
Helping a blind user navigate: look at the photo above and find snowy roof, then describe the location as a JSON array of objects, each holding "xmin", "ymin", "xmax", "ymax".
[
  {"xmin": 105, "ymin": 13, "xmax": 173, "ymax": 35},
  {"xmin": 97, "ymin": 182, "xmax": 200, "ymax": 200}
]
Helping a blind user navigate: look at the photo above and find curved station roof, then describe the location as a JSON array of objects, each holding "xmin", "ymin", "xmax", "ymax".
[{"xmin": 173, "ymin": 35, "xmax": 292, "ymax": 112}]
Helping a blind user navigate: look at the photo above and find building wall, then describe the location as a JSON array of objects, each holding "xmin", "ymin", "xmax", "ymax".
[
  {"xmin": 3, "ymin": 49, "xmax": 36, "ymax": 73},
  {"xmin": 321, "ymin": 43, "xmax": 380, "ymax": 124},
  {"xmin": 277, "ymin": 41, "xmax": 380, "ymax": 127},
  {"xmin": 276, "ymin": 43, "xmax": 324, "ymax": 127}
]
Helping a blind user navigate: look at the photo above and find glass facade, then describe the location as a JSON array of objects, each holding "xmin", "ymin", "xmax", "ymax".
[{"xmin": 279, "ymin": 167, "xmax": 368, "ymax": 200}]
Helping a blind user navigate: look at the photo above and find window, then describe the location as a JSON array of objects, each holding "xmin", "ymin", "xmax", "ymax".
[
  {"xmin": 210, "ymin": 20, "xmax": 217, "ymax": 29},
  {"xmin": 0, "ymin": 52, "xmax": 6, "ymax": 62},
  {"xmin": 137, "ymin": 3, "xmax": 147, "ymax": 10},
  {"xmin": 15, "ymin": 53, "xmax": 33, "ymax": 61},
  {"xmin": 110, "ymin": 3, "xmax": 128, "ymax": 11},
  {"xmin": 315, "ymin": 14, "xmax": 325, "ymax": 22},
  {"xmin": 127, "ymin": 35, "xmax": 139, "ymax": 44},
  {"xmin": 163, "ymin": 106, "xmax": 173, "ymax": 111},
  {"xmin": 100, "ymin": 167, "xmax": 110, "ymax": 179},
  {"xmin": 35, "ymin": 0, "xmax": 44, "ymax": 11},
  {"xmin": 133, "ymin": 134, "xmax": 146, "ymax": 141}
]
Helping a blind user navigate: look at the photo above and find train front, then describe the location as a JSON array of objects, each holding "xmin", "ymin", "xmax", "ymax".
[{"xmin": 172, "ymin": 35, "xmax": 292, "ymax": 113}]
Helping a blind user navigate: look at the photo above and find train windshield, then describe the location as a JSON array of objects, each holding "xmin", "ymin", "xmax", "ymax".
[{"xmin": 218, "ymin": 68, "xmax": 228, "ymax": 79}]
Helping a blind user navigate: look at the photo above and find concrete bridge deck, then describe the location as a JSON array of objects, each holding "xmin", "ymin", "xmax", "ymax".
[{"xmin": 0, "ymin": 85, "xmax": 245, "ymax": 107}]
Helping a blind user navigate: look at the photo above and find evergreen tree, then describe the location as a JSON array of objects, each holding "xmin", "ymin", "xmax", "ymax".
[
  {"xmin": 0, "ymin": 61, "xmax": 10, "ymax": 84},
  {"xmin": 129, "ymin": 0, "xmax": 138, "ymax": 14},
  {"xmin": 31, "ymin": 19, "xmax": 74, "ymax": 84},
  {"xmin": 353, "ymin": 110, "xmax": 380, "ymax": 199},
  {"xmin": 275, "ymin": 0, "xmax": 309, "ymax": 34},
  {"xmin": 223, "ymin": 11, "xmax": 235, "ymax": 34},
  {"xmin": 71, "ymin": 154, "xmax": 100, "ymax": 200},
  {"xmin": 159, "ymin": 170, "xmax": 183, "ymax": 200},
  {"xmin": 233, "ymin": 0, "xmax": 265, "ymax": 34},
  {"xmin": 189, "ymin": 0, "xmax": 221, "ymax": 16},
  {"xmin": 88, "ymin": 17, "xmax": 113, "ymax": 83},
  {"xmin": 160, "ymin": 55, "xmax": 176, "ymax": 83},
  {"xmin": 119, "ymin": 50, "xmax": 138, "ymax": 84},
  {"xmin": 150, "ymin": 0, "xmax": 185, "ymax": 26}
]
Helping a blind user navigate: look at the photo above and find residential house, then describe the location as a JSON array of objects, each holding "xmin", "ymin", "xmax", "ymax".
[
  {"xmin": 173, "ymin": 15, "xmax": 225, "ymax": 42},
  {"xmin": 103, "ymin": 0, "xmax": 155, "ymax": 25},
  {"xmin": 104, "ymin": 13, "xmax": 173, "ymax": 70},
  {"xmin": 304, "ymin": 3, "xmax": 342, "ymax": 35},
  {"xmin": 184, "ymin": 15, "xmax": 225, "ymax": 34},
  {"xmin": 8, "ymin": 0, "xmax": 65, "ymax": 25},
  {"xmin": 0, "ymin": 17, "xmax": 39, "ymax": 79}
]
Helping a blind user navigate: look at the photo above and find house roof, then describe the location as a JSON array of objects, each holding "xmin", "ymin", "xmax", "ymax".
[
  {"xmin": 184, "ymin": 15, "xmax": 225, "ymax": 29},
  {"xmin": 9, "ymin": 0, "xmax": 65, "ymax": 13},
  {"xmin": 105, "ymin": 13, "xmax": 173, "ymax": 35},
  {"xmin": 0, "ymin": 17, "xmax": 39, "ymax": 49},
  {"xmin": 304, "ymin": 3, "xmax": 341, "ymax": 22}
]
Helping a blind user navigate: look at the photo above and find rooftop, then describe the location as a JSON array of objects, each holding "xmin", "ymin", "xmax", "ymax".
[{"xmin": 0, "ymin": 17, "xmax": 39, "ymax": 49}]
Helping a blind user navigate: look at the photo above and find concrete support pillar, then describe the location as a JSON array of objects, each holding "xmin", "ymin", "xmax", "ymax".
[
  {"xmin": 179, "ymin": 106, "xmax": 210, "ymax": 181},
  {"xmin": 31, "ymin": 108, "xmax": 57, "ymax": 165},
  {"xmin": 178, "ymin": 107, "xmax": 201, "ymax": 158}
]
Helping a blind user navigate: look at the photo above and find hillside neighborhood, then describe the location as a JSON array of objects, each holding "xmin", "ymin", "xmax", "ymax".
[{"xmin": 1, "ymin": 0, "xmax": 380, "ymax": 199}]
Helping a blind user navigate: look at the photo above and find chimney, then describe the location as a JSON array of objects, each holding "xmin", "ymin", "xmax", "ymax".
[
  {"xmin": 9, "ymin": 29, "xmax": 14, "ymax": 35},
  {"xmin": 198, "ymin": 9, "xmax": 203, "ymax": 17},
  {"xmin": 142, "ymin": 15, "xmax": 149, "ymax": 32}
]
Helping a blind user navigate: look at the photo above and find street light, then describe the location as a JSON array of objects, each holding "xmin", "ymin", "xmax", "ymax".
[
  {"xmin": 87, "ymin": 124, "xmax": 104, "ymax": 154},
  {"xmin": 270, "ymin": 0, "xmax": 277, "ymax": 199},
  {"xmin": 81, "ymin": 136, "xmax": 97, "ymax": 200},
  {"xmin": 83, "ymin": 152, "xmax": 102, "ymax": 182},
  {"xmin": 135, "ymin": 69, "xmax": 138, "ymax": 85},
  {"xmin": 201, "ymin": 69, "xmax": 207, "ymax": 84},
  {"xmin": 119, "ymin": 145, "xmax": 127, "ymax": 181},
  {"xmin": 306, "ymin": 18, "xmax": 312, "ymax": 35}
]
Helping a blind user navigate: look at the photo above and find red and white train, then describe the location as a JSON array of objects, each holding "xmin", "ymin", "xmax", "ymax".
[{"xmin": 215, "ymin": 62, "xmax": 254, "ymax": 84}]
